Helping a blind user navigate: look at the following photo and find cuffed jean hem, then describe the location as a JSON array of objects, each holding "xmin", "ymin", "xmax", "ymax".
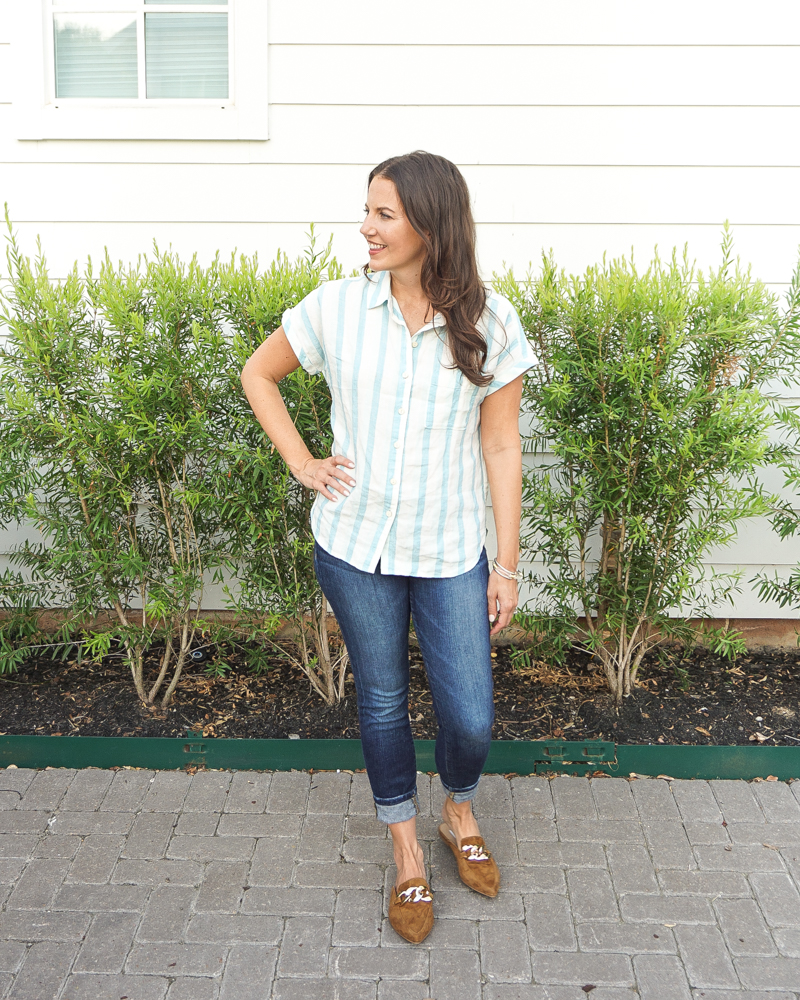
[
  {"xmin": 442, "ymin": 780, "xmax": 480, "ymax": 805},
  {"xmin": 375, "ymin": 793, "xmax": 419, "ymax": 825}
]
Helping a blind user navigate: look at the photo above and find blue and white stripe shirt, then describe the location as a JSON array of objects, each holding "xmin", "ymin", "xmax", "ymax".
[{"xmin": 282, "ymin": 269, "xmax": 537, "ymax": 578}]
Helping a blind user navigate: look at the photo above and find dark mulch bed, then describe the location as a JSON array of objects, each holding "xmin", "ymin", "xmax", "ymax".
[{"xmin": 2, "ymin": 639, "xmax": 800, "ymax": 746}]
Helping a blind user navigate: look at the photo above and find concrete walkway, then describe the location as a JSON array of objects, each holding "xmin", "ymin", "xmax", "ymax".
[{"xmin": 1, "ymin": 766, "xmax": 799, "ymax": 999}]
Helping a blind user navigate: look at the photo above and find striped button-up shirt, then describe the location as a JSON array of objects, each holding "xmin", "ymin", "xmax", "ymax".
[{"xmin": 282, "ymin": 269, "xmax": 536, "ymax": 577}]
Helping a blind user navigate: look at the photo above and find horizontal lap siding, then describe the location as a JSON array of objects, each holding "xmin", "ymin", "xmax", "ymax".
[{"xmin": 1, "ymin": 2, "xmax": 799, "ymax": 616}]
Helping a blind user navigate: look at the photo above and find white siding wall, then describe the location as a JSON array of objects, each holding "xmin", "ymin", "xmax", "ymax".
[{"xmin": 1, "ymin": 1, "xmax": 799, "ymax": 615}]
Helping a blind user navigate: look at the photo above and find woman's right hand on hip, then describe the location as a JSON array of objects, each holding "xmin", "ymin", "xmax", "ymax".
[{"xmin": 294, "ymin": 455, "xmax": 356, "ymax": 501}]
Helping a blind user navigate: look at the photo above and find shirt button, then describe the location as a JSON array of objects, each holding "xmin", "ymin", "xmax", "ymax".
[
  {"xmin": 411, "ymin": 341, "xmax": 418, "ymax": 348},
  {"xmin": 398, "ymin": 408, "xmax": 405, "ymax": 415},
  {"xmin": 402, "ymin": 371, "xmax": 409, "ymax": 379},
  {"xmin": 393, "ymin": 441, "xmax": 399, "ymax": 448},
  {"xmin": 390, "ymin": 478, "xmax": 396, "ymax": 485},
  {"xmin": 386, "ymin": 510, "xmax": 392, "ymax": 518}
]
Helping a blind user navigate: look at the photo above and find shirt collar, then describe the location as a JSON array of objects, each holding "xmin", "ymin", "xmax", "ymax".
[
  {"xmin": 366, "ymin": 269, "xmax": 392, "ymax": 309},
  {"xmin": 366, "ymin": 269, "xmax": 447, "ymax": 330}
]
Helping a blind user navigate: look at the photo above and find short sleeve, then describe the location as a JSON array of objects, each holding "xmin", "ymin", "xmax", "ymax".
[
  {"xmin": 281, "ymin": 285, "xmax": 326, "ymax": 376},
  {"xmin": 484, "ymin": 298, "xmax": 538, "ymax": 396}
]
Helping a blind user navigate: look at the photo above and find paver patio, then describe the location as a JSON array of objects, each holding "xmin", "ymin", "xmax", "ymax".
[{"xmin": 1, "ymin": 765, "xmax": 799, "ymax": 999}]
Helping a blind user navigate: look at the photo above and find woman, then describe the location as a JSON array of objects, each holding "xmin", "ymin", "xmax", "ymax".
[{"xmin": 241, "ymin": 151, "xmax": 535, "ymax": 943}]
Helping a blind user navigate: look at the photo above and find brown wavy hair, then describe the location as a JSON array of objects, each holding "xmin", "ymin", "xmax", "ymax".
[{"xmin": 364, "ymin": 151, "xmax": 492, "ymax": 387}]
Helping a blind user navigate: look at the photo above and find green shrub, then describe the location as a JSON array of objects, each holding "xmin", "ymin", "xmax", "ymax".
[
  {"xmin": 496, "ymin": 231, "xmax": 800, "ymax": 705},
  {"xmin": 0, "ymin": 216, "xmax": 342, "ymax": 704}
]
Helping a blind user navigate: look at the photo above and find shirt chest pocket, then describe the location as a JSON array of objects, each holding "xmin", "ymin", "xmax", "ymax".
[{"xmin": 419, "ymin": 363, "xmax": 480, "ymax": 430}]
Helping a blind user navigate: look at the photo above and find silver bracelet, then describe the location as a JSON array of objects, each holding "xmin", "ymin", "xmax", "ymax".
[{"xmin": 492, "ymin": 559, "xmax": 521, "ymax": 582}]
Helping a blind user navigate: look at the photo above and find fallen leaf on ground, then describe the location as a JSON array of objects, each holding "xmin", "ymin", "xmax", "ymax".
[
  {"xmin": 657, "ymin": 774, "xmax": 675, "ymax": 781},
  {"xmin": 695, "ymin": 727, "xmax": 712, "ymax": 737},
  {"xmin": 763, "ymin": 843, "xmax": 781, "ymax": 851}
]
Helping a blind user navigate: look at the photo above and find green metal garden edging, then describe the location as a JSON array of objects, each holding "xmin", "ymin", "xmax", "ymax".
[{"xmin": 1, "ymin": 735, "xmax": 799, "ymax": 780}]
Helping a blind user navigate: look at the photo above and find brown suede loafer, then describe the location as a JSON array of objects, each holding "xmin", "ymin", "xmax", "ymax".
[
  {"xmin": 388, "ymin": 878, "xmax": 434, "ymax": 944},
  {"xmin": 438, "ymin": 823, "xmax": 500, "ymax": 897}
]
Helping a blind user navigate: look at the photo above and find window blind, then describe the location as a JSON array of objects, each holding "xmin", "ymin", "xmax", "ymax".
[
  {"xmin": 145, "ymin": 13, "xmax": 229, "ymax": 98},
  {"xmin": 53, "ymin": 14, "xmax": 138, "ymax": 99}
]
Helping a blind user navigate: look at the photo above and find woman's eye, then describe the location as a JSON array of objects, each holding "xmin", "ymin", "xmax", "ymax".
[{"xmin": 380, "ymin": 212, "xmax": 391, "ymax": 220}]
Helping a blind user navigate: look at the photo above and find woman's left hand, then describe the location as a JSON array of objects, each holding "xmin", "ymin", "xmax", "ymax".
[{"xmin": 487, "ymin": 571, "xmax": 518, "ymax": 637}]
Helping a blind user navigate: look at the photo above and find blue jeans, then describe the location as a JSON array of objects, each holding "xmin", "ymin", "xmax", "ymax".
[{"xmin": 313, "ymin": 542, "xmax": 494, "ymax": 824}]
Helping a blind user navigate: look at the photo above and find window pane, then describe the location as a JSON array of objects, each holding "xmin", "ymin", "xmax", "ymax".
[
  {"xmin": 54, "ymin": 14, "xmax": 137, "ymax": 98},
  {"xmin": 145, "ymin": 14, "xmax": 228, "ymax": 98}
]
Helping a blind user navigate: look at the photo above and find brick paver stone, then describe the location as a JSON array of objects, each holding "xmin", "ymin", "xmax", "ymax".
[
  {"xmin": 643, "ymin": 822, "xmax": 696, "ymax": 869},
  {"xmin": 125, "ymin": 812, "xmax": 176, "ymax": 858},
  {"xmin": 525, "ymin": 892, "xmax": 575, "ymax": 951},
  {"xmin": 53, "ymin": 811, "xmax": 134, "ymax": 837},
  {"xmin": 566, "ymin": 868, "xmax": 619, "ymax": 921},
  {"xmin": 430, "ymin": 948, "xmax": 481, "ymax": 1000},
  {"xmin": 267, "ymin": 772, "xmax": 311, "ymax": 814},
  {"xmin": 0, "ymin": 813, "xmax": 49, "ymax": 835},
  {"xmin": 7, "ymin": 940, "xmax": 76, "ymax": 1000},
  {"xmin": 0, "ymin": 941, "xmax": 27, "ymax": 972},
  {"xmin": 60, "ymin": 770, "xmax": 113, "ymax": 812},
  {"xmin": 714, "ymin": 897, "xmax": 777, "ymax": 956},
  {"xmin": 67, "ymin": 835, "xmax": 124, "ymax": 883},
  {"xmin": 511, "ymin": 777, "xmax": 554, "ymax": 819},
  {"xmin": 195, "ymin": 861, "xmax": 248, "ymax": 913},
  {"xmin": 138, "ymin": 885, "xmax": 195, "ymax": 941},
  {"xmin": 219, "ymin": 944, "xmax": 277, "ymax": 1000},
  {"xmin": 551, "ymin": 775, "xmax": 597, "ymax": 819},
  {"xmin": 274, "ymin": 981, "xmax": 376, "ymax": 1000},
  {"xmin": 0, "ymin": 910, "xmax": 90, "ymax": 942},
  {"xmin": 481, "ymin": 920, "xmax": 531, "ymax": 983},
  {"xmin": 631, "ymin": 778, "xmax": 681, "ymax": 821},
  {"xmin": 332, "ymin": 889, "xmax": 382, "ymax": 947},
  {"xmin": 182, "ymin": 771, "xmax": 233, "ymax": 813},
  {"xmin": 735, "ymin": 956, "xmax": 800, "ymax": 990},
  {"xmin": 73, "ymin": 910, "xmax": 139, "ymax": 973},
  {"xmin": 530, "ymin": 951, "xmax": 633, "ymax": 987},
  {"xmin": 61, "ymin": 973, "xmax": 169, "ymax": 1000},
  {"xmin": 127, "ymin": 943, "xmax": 226, "ymax": 977},
  {"xmin": 329, "ymin": 946, "xmax": 428, "ymax": 980},
  {"xmin": 307, "ymin": 772, "xmax": 352, "ymax": 814},
  {"xmin": 751, "ymin": 781, "xmax": 800, "ymax": 823},
  {"xmin": 113, "ymin": 859, "xmax": 203, "ymax": 886},
  {"xmin": 606, "ymin": 844, "xmax": 659, "ymax": 894},
  {"xmin": 277, "ymin": 915, "xmax": 332, "ymax": 976},
  {"xmin": 577, "ymin": 922, "xmax": 677, "ymax": 954},
  {"xmin": 750, "ymin": 871, "xmax": 800, "ymax": 927},
  {"xmin": 18, "ymin": 769, "xmax": 75, "ymax": 811},
  {"xmin": 166, "ymin": 978, "xmax": 217, "ymax": 1000},
  {"xmin": 710, "ymin": 780, "xmax": 765, "ymax": 824},
  {"xmin": 142, "ymin": 772, "xmax": 191, "ymax": 812},
  {"xmin": 299, "ymin": 813, "xmax": 345, "ymax": 861},
  {"xmin": 187, "ymin": 912, "xmax": 283, "ymax": 945},
  {"xmin": 671, "ymin": 780, "xmax": 723, "ymax": 823},
  {"xmin": 347, "ymin": 774, "xmax": 375, "ymax": 816},
  {"xmin": 242, "ymin": 886, "xmax": 335, "ymax": 917},
  {"xmin": 175, "ymin": 811, "xmax": 220, "ymax": 836},
  {"xmin": 674, "ymin": 924, "xmax": 738, "ymax": 988},
  {"xmin": 591, "ymin": 777, "xmax": 638, "ymax": 819},
  {"xmin": 7, "ymin": 858, "xmax": 70, "ymax": 909},
  {"xmin": 101, "ymin": 770, "xmax": 153, "ymax": 812},
  {"xmin": 225, "ymin": 772, "xmax": 272, "ymax": 813},
  {"xmin": 634, "ymin": 954, "xmax": 692, "ymax": 1000},
  {"xmin": 474, "ymin": 774, "xmax": 514, "ymax": 818}
]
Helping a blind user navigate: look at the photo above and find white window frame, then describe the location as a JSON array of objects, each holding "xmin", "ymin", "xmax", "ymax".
[{"xmin": 13, "ymin": 0, "xmax": 268, "ymax": 140}]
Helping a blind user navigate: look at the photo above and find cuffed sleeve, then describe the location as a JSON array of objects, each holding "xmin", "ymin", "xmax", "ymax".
[
  {"xmin": 282, "ymin": 285, "xmax": 326, "ymax": 376},
  {"xmin": 484, "ymin": 298, "xmax": 538, "ymax": 396}
]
